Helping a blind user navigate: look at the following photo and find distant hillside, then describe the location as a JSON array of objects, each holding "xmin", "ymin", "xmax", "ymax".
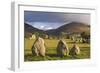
[
  {"xmin": 46, "ymin": 22, "xmax": 90, "ymax": 35},
  {"xmin": 57, "ymin": 22, "xmax": 90, "ymax": 33},
  {"xmin": 24, "ymin": 22, "xmax": 90, "ymax": 37},
  {"xmin": 25, "ymin": 23, "xmax": 43, "ymax": 33},
  {"xmin": 24, "ymin": 23, "xmax": 44, "ymax": 37}
]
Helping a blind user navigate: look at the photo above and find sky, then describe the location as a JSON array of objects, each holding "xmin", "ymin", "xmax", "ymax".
[{"xmin": 24, "ymin": 11, "xmax": 90, "ymax": 30}]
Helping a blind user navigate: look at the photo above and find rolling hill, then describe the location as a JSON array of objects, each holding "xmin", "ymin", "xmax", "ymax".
[
  {"xmin": 24, "ymin": 22, "xmax": 90, "ymax": 37},
  {"xmin": 46, "ymin": 22, "xmax": 90, "ymax": 35},
  {"xmin": 24, "ymin": 23, "xmax": 45, "ymax": 37},
  {"xmin": 57, "ymin": 22, "xmax": 90, "ymax": 33},
  {"xmin": 25, "ymin": 23, "xmax": 44, "ymax": 33}
]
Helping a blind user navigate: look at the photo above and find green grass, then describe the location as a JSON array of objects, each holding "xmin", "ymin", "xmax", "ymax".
[{"xmin": 24, "ymin": 38, "xmax": 90, "ymax": 61}]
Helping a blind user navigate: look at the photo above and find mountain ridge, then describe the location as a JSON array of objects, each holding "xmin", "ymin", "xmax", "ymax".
[{"xmin": 24, "ymin": 22, "xmax": 90, "ymax": 37}]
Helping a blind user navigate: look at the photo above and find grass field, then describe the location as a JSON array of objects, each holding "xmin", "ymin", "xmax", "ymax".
[{"xmin": 24, "ymin": 38, "xmax": 90, "ymax": 61}]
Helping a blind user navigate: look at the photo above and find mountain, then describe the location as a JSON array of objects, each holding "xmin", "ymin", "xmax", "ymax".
[
  {"xmin": 46, "ymin": 22, "xmax": 90, "ymax": 35},
  {"xmin": 25, "ymin": 23, "xmax": 44, "ymax": 33},
  {"xmin": 24, "ymin": 23, "xmax": 44, "ymax": 37},
  {"xmin": 57, "ymin": 22, "xmax": 90, "ymax": 33},
  {"xmin": 24, "ymin": 22, "xmax": 90, "ymax": 37}
]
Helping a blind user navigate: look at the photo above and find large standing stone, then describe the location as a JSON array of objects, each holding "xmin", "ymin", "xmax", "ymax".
[
  {"xmin": 56, "ymin": 40, "xmax": 69, "ymax": 57},
  {"xmin": 31, "ymin": 37, "xmax": 46, "ymax": 56},
  {"xmin": 69, "ymin": 43, "xmax": 80, "ymax": 57}
]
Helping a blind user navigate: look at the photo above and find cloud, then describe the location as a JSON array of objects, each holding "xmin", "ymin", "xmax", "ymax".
[
  {"xmin": 24, "ymin": 11, "xmax": 90, "ymax": 24},
  {"xmin": 24, "ymin": 11, "xmax": 90, "ymax": 30},
  {"xmin": 40, "ymin": 25, "xmax": 45, "ymax": 29},
  {"xmin": 26, "ymin": 22, "xmax": 65, "ymax": 30},
  {"xmin": 47, "ymin": 27, "xmax": 53, "ymax": 29}
]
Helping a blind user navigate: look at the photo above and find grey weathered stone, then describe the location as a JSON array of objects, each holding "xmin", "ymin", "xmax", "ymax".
[
  {"xmin": 56, "ymin": 40, "xmax": 69, "ymax": 57},
  {"xmin": 69, "ymin": 43, "xmax": 80, "ymax": 56},
  {"xmin": 31, "ymin": 37, "xmax": 46, "ymax": 56}
]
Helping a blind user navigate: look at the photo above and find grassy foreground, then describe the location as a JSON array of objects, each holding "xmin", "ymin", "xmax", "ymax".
[{"xmin": 24, "ymin": 38, "xmax": 90, "ymax": 61}]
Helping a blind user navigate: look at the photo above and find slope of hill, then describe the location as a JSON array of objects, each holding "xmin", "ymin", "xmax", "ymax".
[
  {"xmin": 24, "ymin": 22, "xmax": 90, "ymax": 37},
  {"xmin": 46, "ymin": 22, "xmax": 90, "ymax": 35},
  {"xmin": 57, "ymin": 22, "xmax": 90, "ymax": 33},
  {"xmin": 25, "ymin": 23, "xmax": 43, "ymax": 33},
  {"xmin": 24, "ymin": 23, "xmax": 44, "ymax": 37}
]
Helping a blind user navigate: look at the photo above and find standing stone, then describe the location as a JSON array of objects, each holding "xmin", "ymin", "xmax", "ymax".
[
  {"xmin": 56, "ymin": 40, "xmax": 69, "ymax": 57},
  {"xmin": 31, "ymin": 37, "xmax": 46, "ymax": 56},
  {"xmin": 69, "ymin": 43, "xmax": 80, "ymax": 57}
]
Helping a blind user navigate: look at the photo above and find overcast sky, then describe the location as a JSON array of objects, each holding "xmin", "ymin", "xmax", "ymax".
[{"xmin": 24, "ymin": 11, "xmax": 90, "ymax": 30}]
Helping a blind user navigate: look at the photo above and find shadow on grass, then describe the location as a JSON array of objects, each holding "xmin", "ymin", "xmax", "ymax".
[
  {"xmin": 46, "ymin": 53, "xmax": 58, "ymax": 57},
  {"xmin": 24, "ymin": 53, "xmax": 83, "ymax": 62}
]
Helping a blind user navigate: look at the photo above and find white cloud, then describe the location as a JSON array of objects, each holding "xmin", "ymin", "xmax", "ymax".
[
  {"xmin": 25, "ymin": 22, "xmax": 65, "ymax": 30},
  {"xmin": 45, "ymin": 27, "xmax": 53, "ymax": 30},
  {"xmin": 40, "ymin": 25, "xmax": 45, "ymax": 29}
]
